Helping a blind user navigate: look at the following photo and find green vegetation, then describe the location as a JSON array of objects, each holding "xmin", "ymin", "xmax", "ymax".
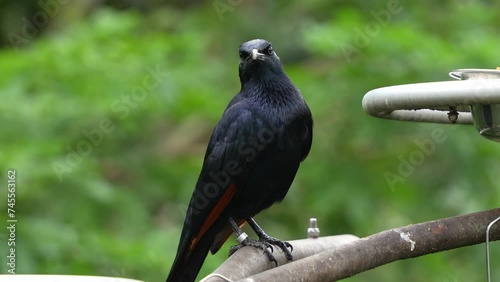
[{"xmin": 0, "ymin": 1, "xmax": 499, "ymax": 281}]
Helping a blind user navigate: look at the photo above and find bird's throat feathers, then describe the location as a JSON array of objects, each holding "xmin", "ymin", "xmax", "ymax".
[{"xmin": 240, "ymin": 73, "xmax": 301, "ymax": 105}]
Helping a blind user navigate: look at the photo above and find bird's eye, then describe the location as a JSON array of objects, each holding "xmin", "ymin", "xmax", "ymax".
[
  {"xmin": 239, "ymin": 51, "xmax": 249, "ymax": 60},
  {"xmin": 265, "ymin": 45, "xmax": 274, "ymax": 56}
]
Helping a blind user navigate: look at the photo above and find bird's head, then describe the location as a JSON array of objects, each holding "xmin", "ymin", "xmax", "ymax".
[{"xmin": 238, "ymin": 39, "xmax": 284, "ymax": 84}]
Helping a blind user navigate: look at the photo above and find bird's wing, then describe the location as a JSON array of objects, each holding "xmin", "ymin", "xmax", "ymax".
[
  {"xmin": 299, "ymin": 109, "xmax": 313, "ymax": 161},
  {"xmin": 185, "ymin": 99, "xmax": 263, "ymax": 254},
  {"xmin": 167, "ymin": 100, "xmax": 261, "ymax": 282}
]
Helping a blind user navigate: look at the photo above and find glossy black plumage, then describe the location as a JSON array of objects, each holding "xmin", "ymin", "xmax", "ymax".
[{"xmin": 166, "ymin": 39, "xmax": 313, "ymax": 282}]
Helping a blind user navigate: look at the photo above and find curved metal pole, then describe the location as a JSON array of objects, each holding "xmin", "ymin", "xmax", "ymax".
[
  {"xmin": 362, "ymin": 79, "xmax": 500, "ymax": 124},
  {"xmin": 486, "ymin": 215, "xmax": 500, "ymax": 282}
]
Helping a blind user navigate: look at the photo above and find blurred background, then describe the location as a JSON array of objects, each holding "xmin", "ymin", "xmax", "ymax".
[{"xmin": 0, "ymin": 0, "xmax": 499, "ymax": 281}]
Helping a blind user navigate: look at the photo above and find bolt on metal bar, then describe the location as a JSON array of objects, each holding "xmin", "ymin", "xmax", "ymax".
[{"xmin": 307, "ymin": 218, "xmax": 320, "ymax": 239}]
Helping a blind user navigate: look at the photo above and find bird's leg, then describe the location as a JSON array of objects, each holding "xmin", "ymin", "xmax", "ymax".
[
  {"xmin": 227, "ymin": 217, "xmax": 278, "ymax": 266},
  {"xmin": 247, "ymin": 217, "xmax": 294, "ymax": 261}
]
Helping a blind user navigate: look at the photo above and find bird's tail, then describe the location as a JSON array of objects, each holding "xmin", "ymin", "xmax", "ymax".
[
  {"xmin": 166, "ymin": 233, "xmax": 213, "ymax": 282},
  {"xmin": 167, "ymin": 219, "xmax": 242, "ymax": 282},
  {"xmin": 166, "ymin": 223, "xmax": 215, "ymax": 282}
]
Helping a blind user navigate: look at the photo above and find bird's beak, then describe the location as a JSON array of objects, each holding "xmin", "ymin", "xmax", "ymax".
[{"xmin": 251, "ymin": 49, "xmax": 265, "ymax": 60}]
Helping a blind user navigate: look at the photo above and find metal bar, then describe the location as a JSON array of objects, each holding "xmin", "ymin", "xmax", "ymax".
[
  {"xmin": 362, "ymin": 79, "xmax": 500, "ymax": 124},
  {"xmin": 200, "ymin": 235, "xmax": 359, "ymax": 282}
]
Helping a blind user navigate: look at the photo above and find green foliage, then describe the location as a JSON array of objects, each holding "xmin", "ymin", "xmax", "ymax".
[{"xmin": 0, "ymin": 2, "xmax": 499, "ymax": 281}]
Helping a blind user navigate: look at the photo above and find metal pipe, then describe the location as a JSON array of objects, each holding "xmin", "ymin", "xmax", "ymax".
[
  {"xmin": 200, "ymin": 235, "xmax": 359, "ymax": 282},
  {"xmin": 362, "ymin": 79, "xmax": 500, "ymax": 124}
]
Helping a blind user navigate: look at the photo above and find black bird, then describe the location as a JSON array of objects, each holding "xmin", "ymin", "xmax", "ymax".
[{"xmin": 166, "ymin": 39, "xmax": 313, "ymax": 282}]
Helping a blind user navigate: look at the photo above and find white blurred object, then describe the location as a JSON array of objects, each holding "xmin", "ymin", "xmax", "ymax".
[{"xmin": 0, "ymin": 275, "xmax": 143, "ymax": 282}]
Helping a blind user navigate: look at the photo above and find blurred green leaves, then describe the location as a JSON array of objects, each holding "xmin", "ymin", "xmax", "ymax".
[{"xmin": 0, "ymin": 2, "xmax": 499, "ymax": 281}]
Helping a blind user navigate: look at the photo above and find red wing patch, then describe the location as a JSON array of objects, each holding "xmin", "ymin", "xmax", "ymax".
[{"xmin": 190, "ymin": 183, "xmax": 237, "ymax": 251}]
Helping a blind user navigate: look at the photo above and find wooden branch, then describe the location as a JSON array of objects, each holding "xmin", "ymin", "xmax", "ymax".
[{"xmin": 235, "ymin": 208, "xmax": 500, "ymax": 282}]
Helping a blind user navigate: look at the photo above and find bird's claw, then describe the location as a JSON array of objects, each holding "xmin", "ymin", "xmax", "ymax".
[
  {"xmin": 259, "ymin": 234, "xmax": 294, "ymax": 261},
  {"xmin": 229, "ymin": 235, "xmax": 293, "ymax": 266},
  {"xmin": 229, "ymin": 238, "xmax": 278, "ymax": 266}
]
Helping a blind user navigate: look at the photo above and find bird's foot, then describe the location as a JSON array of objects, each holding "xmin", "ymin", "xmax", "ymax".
[
  {"xmin": 259, "ymin": 233, "xmax": 293, "ymax": 261},
  {"xmin": 229, "ymin": 238, "xmax": 278, "ymax": 266},
  {"xmin": 229, "ymin": 235, "xmax": 293, "ymax": 266}
]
